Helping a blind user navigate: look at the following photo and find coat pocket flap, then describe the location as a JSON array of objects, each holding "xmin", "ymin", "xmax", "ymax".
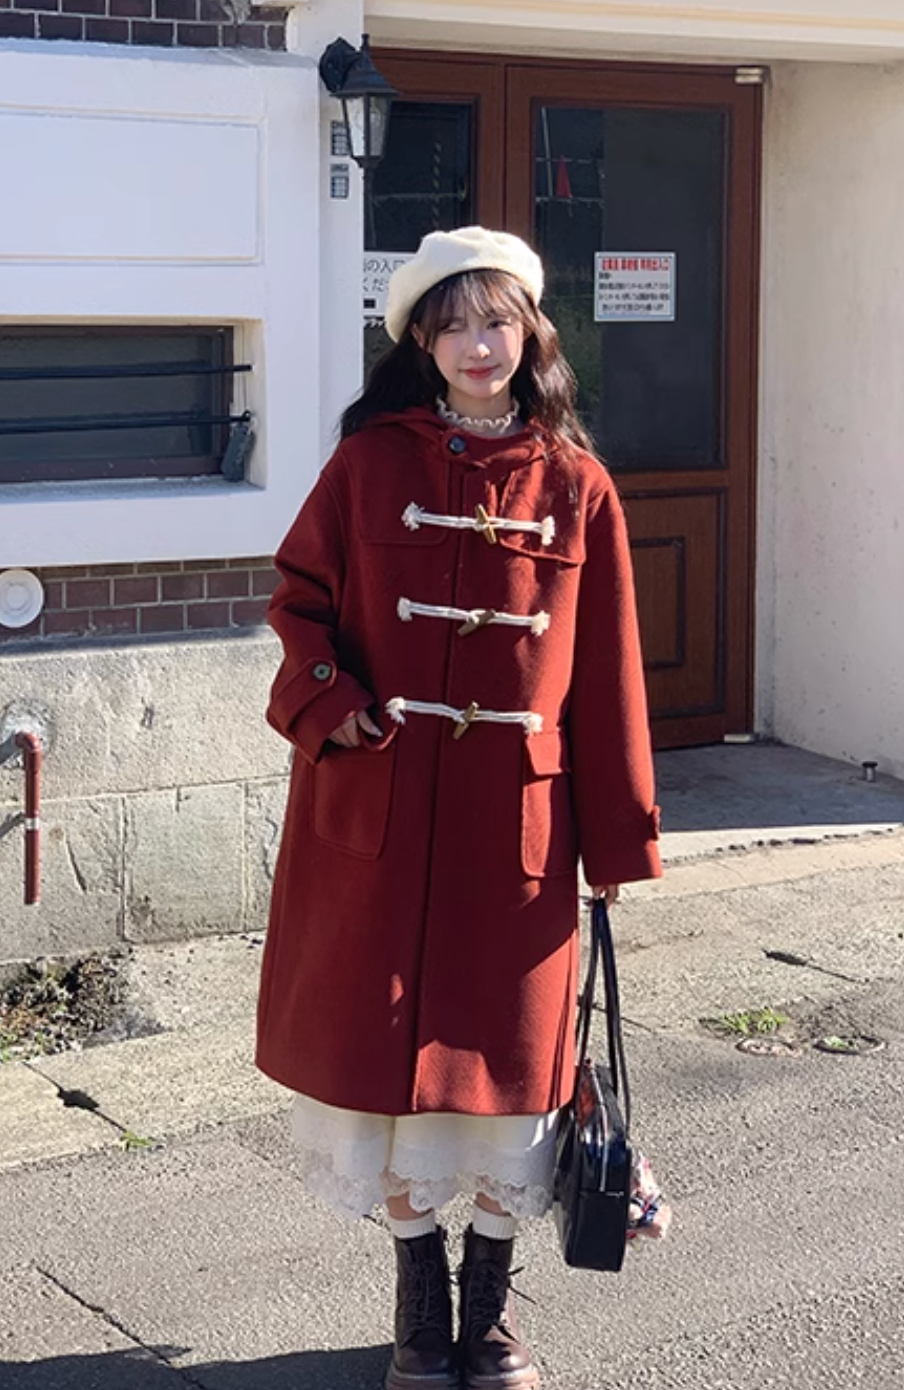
[
  {"xmin": 497, "ymin": 473, "xmax": 587, "ymax": 565},
  {"xmin": 525, "ymin": 729, "xmax": 571, "ymax": 778},
  {"xmin": 497, "ymin": 527, "xmax": 585, "ymax": 566}
]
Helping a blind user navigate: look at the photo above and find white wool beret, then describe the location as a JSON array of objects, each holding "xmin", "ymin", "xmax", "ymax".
[{"xmin": 384, "ymin": 226, "xmax": 544, "ymax": 342}]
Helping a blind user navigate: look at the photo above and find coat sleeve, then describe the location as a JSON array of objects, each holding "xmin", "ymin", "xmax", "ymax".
[
  {"xmin": 266, "ymin": 462, "xmax": 374, "ymax": 764},
  {"xmin": 568, "ymin": 477, "xmax": 662, "ymax": 886}
]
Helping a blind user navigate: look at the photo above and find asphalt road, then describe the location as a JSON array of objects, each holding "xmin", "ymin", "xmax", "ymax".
[{"xmin": 2, "ymin": 764, "xmax": 904, "ymax": 1388}]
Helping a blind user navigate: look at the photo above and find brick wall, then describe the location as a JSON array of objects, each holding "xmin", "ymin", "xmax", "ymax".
[
  {"xmin": 0, "ymin": 0, "xmax": 286, "ymax": 49},
  {"xmin": 0, "ymin": 558, "xmax": 279, "ymax": 645}
]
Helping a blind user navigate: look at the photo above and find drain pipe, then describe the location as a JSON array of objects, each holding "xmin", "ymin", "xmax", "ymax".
[{"xmin": 14, "ymin": 731, "xmax": 41, "ymax": 905}]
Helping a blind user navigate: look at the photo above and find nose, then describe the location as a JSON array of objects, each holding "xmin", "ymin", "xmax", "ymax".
[{"xmin": 469, "ymin": 334, "xmax": 491, "ymax": 359}]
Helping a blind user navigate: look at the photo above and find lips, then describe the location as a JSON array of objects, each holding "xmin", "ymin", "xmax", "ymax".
[{"xmin": 463, "ymin": 367, "xmax": 495, "ymax": 379}]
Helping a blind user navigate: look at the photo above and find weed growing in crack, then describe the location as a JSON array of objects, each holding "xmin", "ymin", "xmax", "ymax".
[
  {"xmin": 706, "ymin": 1006, "xmax": 789, "ymax": 1038},
  {"xmin": 120, "ymin": 1130, "xmax": 159, "ymax": 1153}
]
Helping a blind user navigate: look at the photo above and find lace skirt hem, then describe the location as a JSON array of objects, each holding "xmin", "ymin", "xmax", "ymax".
[{"xmin": 290, "ymin": 1092, "xmax": 558, "ymax": 1222}]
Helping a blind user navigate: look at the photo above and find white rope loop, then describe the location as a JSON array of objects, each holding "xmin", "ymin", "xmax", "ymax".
[
  {"xmin": 403, "ymin": 502, "xmax": 555, "ymax": 547},
  {"xmin": 396, "ymin": 596, "xmax": 550, "ymax": 637},
  {"xmin": 386, "ymin": 697, "xmax": 543, "ymax": 737}
]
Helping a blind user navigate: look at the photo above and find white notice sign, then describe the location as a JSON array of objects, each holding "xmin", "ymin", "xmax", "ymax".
[
  {"xmin": 364, "ymin": 252, "xmax": 415, "ymax": 322},
  {"xmin": 594, "ymin": 252, "xmax": 676, "ymax": 322}
]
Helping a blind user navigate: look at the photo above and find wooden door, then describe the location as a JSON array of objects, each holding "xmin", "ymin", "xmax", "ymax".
[{"xmin": 373, "ymin": 53, "xmax": 762, "ymax": 748}]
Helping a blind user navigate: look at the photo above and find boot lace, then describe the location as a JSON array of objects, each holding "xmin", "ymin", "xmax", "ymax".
[
  {"xmin": 399, "ymin": 1249, "xmax": 449, "ymax": 1341},
  {"xmin": 462, "ymin": 1262, "xmax": 535, "ymax": 1339}
]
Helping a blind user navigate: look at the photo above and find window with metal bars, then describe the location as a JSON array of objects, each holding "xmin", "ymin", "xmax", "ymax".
[{"xmin": 0, "ymin": 326, "xmax": 253, "ymax": 485}]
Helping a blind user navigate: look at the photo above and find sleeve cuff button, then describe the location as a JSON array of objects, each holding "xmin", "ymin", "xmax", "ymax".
[{"xmin": 312, "ymin": 662, "xmax": 333, "ymax": 682}]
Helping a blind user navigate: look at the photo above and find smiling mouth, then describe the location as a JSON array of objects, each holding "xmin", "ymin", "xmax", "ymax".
[{"xmin": 463, "ymin": 367, "xmax": 495, "ymax": 378}]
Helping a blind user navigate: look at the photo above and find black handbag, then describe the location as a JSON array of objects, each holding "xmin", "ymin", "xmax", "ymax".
[{"xmin": 552, "ymin": 897, "xmax": 633, "ymax": 1272}]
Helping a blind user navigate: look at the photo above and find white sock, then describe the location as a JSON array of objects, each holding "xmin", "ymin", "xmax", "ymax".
[
  {"xmin": 472, "ymin": 1204, "xmax": 518, "ymax": 1241},
  {"xmin": 387, "ymin": 1210, "xmax": 437, "ymax": 1240}
]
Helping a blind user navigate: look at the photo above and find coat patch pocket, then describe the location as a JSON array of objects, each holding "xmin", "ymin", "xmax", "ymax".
[
  {"xmin": 521, "ymin": 730, "xmax": 577, "ymax": 879},
  {"xmin": 311, "ymin": 739, "xmax": 396, "ymax": 860}
]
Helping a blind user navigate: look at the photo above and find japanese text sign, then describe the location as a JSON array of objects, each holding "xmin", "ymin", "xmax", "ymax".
[
  {"xmin": 594, "ymin": 253, "xmax": 676, "ymax": 322},
  {"xmin": 364, "ymin": 252, "xmax": 415, "ymax": 322}
]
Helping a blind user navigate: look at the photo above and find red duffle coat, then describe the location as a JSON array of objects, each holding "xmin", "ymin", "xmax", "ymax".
[{"xmin": 256, "ymin": 408, "xmax": 661, "ymax": 1117}]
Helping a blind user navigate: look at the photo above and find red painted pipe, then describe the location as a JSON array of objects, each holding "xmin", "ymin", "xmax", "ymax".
[{"xmin": 15, "ymin": 731, "xmax": 41, "ymax": 906}]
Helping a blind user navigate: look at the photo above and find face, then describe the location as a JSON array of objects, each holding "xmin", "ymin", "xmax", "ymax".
[{"xmin": 416, "ymin": 302, "xmax": 526, "ymax": 419}]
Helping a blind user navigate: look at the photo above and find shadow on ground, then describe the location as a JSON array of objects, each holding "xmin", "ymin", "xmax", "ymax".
[
  {"xmin": 0, "ymin": 1344, "xmax": 392, "ymax": 1390},
  {"xmin": 655, "ymin": 742, "xmax": 904, "ymax": 834}
]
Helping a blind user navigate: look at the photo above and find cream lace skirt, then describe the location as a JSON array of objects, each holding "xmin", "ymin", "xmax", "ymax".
[{"xmin": 290, "ymin": 1092, "xmax": 559, "ymax": 1221}]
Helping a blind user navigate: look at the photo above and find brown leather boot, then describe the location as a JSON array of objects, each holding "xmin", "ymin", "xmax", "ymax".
[
  {"xmin": 458, "ymin": 1226, "xmax": 539, "ymax": 1389},
  {"xmin": 385, "ymin": 1228, "xmax": 459, "ymax": 1390}
]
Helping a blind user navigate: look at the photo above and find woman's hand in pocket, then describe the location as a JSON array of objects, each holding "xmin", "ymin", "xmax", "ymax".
[{"xmin": 328, "ymin": 709, "xmax": 384, "ymax": 748}]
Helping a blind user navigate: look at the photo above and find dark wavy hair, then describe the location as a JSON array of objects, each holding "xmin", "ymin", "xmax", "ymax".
[{"xmin": 340, "ymin": 268, "xmax": 594, "ymax": 450}]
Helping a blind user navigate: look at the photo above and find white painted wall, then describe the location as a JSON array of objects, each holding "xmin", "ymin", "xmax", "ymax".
[
  {"xmin": 287, "ymin": 0, "xmax": 365, "ymax": 461},
  {"xmin": 759, "ymin": 61, "xmax": 904, "ymax": 779},
  {"xmin": 0, "ymin": 41, "xmax": 320, "ymax": 567}
]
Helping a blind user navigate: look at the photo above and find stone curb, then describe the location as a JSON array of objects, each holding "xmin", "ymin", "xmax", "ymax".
[
  {"xmin": 629, "ymin": 825, "xmax": 904, "ymax": 900},
  {"xmin": 1, "ymin": 1022, "xmax": 289, "ymax": 1174},
  {"xmin": 3, "ymin": 828, "xmax": 903, "ymax": 1174}
]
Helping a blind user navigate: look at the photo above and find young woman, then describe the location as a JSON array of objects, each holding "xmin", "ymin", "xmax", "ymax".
[{"xmin": 257, "ymin": 226, "xmax": 662, "ymax": 1390}]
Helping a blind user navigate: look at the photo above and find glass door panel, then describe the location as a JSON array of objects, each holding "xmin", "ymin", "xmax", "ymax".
[
  {"xmin": 371, "ymin": 101, "xmax": 474, "ymax": 252},
  {"xmin": 366, "ymin": 52, "xmax": 504, "ymax": 379},
  {"xmin": 534, "ymin": 105, "xmax": 725, "ymax": 471},
  {"xmin": 365, "ymin": 101, "xmax": 474, "ymax": 376}
]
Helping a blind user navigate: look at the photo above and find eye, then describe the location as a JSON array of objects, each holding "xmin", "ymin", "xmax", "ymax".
[{"xmin": 439, "ymin": 319, "xmax": 464, "ymax": 335}]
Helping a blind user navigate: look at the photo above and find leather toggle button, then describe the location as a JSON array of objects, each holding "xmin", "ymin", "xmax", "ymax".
[
  {"xmin": 458, "ymin": 608, "xmax": 497, "ymax": 636},
  {"xmin": 448, "ymin": 435, "xmax": 467, "ymax": 455},
  {"xmin": 312, "ymin": 662, "xmax": 333, "ymax": 682},
  {"xmin": 452, "ymin": 701, "xmax": 480, "ymax": 740},
  {"xmin": 474, "ymin": 503, "xmax": 498, "ymax": 544}
]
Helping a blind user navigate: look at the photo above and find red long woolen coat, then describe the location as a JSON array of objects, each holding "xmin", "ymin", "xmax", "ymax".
[{"xmin": 256, "ymin": 408, "xmax": 661, "ymax": 1117}]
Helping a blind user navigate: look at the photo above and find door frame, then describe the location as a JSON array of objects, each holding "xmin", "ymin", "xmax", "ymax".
[{"xmin": 374, "ymin": 50, "xmax": 763, "ymax": 746}]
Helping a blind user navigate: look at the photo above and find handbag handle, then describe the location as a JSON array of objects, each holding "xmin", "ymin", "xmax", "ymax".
[{"xmin": 575, "ymin": 898, "xmax": 632, "ymax": 1136}]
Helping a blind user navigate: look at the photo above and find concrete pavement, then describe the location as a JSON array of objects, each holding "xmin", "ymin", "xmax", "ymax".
[{"xmin": 2, "ymin": 744, "xmax": 904, "ymax": 1388}]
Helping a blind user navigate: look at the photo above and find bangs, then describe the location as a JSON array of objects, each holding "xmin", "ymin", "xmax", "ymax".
[{"xmin": 413, "ymin": 269, "xmax": 535, "ymax": 346}]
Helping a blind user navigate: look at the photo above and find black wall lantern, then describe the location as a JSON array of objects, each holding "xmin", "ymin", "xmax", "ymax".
[{"xmin": 319, "ymin": 33, "xmax": 398, "ymax": 172}]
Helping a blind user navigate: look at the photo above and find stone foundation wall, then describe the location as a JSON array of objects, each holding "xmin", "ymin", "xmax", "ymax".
[{"xmin": 0, "ymin": 635, "xmax": 288, "ymax": 965}]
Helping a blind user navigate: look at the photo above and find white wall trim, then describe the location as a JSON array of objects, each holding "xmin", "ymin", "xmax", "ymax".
[{"xmin": 285, "ymin": 0, "xmax": 366, "ymax": 463}]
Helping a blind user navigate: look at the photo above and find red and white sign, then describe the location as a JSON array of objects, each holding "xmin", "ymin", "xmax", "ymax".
[{"xmin": 594, "ymin": 252, "xmax": 676, "ymax": 322}]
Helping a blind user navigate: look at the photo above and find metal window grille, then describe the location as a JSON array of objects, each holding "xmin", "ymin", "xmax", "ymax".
[{"xmin": 0, "ymin": 327, "xmax": 253, "ymax": 485}]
